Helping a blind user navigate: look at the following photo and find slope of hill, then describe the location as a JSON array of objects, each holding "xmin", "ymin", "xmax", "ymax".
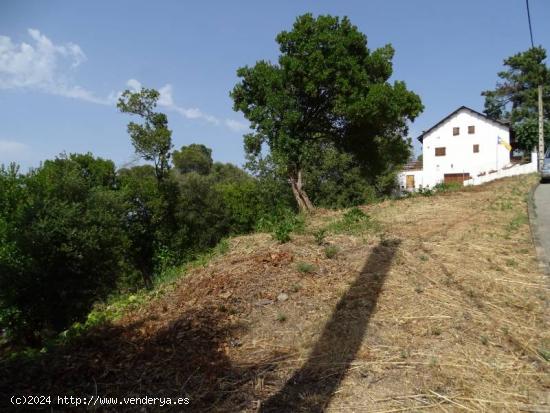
[{"xmin": 1, "ymin": 174, "xmax": 548, "ymax": 412}]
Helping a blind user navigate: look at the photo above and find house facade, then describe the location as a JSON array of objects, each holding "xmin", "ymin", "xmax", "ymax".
[{"xmin": 398, "ymin": 106, "xmax": 536, "ymax": 191}]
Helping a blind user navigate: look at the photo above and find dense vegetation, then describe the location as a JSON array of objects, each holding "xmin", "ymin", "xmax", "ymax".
[
  {"xmin": 231, "ymin": 14, "xmax": 422, "ymax": 211},
  {"xmin": 0, "ymin": 14, "xmax": 421, "ymax": 349}
]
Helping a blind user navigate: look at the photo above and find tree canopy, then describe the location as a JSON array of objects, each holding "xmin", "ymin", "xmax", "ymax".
[
  {"xmin": 482, "ymin": 47, "xmax": 550, "ymax": 150},
  {"xmin": 117, "ymin": 88, "xmax": 173, "ymax": 183},
  {"xmin": 172, "ymin": 144, "xmax": 213, "ymax": 175},
  {"xmin": 231, "ymin": 13, "xmax": 423, "ymax": 211}
]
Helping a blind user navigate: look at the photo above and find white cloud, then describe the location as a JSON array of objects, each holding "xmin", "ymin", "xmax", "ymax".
[
  {"xmin": 0, "ymin": 29, "xmax": 111, "ymax": 104},
  {"xmin": 0, "ymin": 29, "xmax": 247, "ymax": 132},
  {"xmin": 150, "ymin": 81, "xmax": 219, "ymax": 125},
  {"xmin": 126, "ymin": 78, "xmax": 142, "ymax": 92},
  {"xmin": 0, "ymin": 139, "xmax": 29, "ymax": 155},
  {"xmin": 224, "ymin": 118, "xmax": 249, "ymax": 132}
]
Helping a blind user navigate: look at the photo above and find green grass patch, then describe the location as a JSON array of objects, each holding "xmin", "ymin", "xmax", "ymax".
[
  {"xmin": 327, "ymin": 207, "xmax": 377, "ymax": 235},
  {"xmin": 296, "ymin": 262, "xmax": 316, "ymax": 274}
]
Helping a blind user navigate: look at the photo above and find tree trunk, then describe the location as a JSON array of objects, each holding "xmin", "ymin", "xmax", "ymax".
[{"xmin": 289, "ymin": 169, "xmax": 314, "ymax": 212}]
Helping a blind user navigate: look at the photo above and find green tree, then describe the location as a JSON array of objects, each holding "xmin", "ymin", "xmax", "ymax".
[
  {"xmin": 172, "ymin": 144, "xmax": 213, "ymax": 175},
  {"xmin": 482, "ymin": 47, "xmax": 550, "ymax": 150},
  {"xmin": 117, "ymin": 88, "xmax": 173, "ymax": 184},
  {"xmin": 231, "ymin": 14, "xmax": 422, "ymax": 211},
  {"xmin": 0, "ymin": 154, "xmax": 128, "ymax": 344}
]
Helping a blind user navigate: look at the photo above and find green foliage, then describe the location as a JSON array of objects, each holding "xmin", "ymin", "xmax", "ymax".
[
  {"xmin": 482, "ymin": 47, "xmax": 550, "ymax": 150},
  {"xmin": 303, "ymin": 144, "xmax": 380, "ymax": 208},
  {"xmin": 328, "ymin": 207, "xmax": 375, "ymax": 235},
  {"xmin": 231, "ymin": 13, "xmax": 423, "ymax": 210},
  {"xmin": 433, "ymin": 182, "xmax": 462, "ymax": 193},
  {"xmin": 172, "ymin": 144, "xmax": 213, "ymax": 175},
  {"xmin": 514, "ymin": 118, "xmax": 550, "ymax": 151},
  {"xmin": 117, "ymin": 88, "xmax": 173, "ymax": 182},
  {"xmin": 296, "ymin": 262, "xmax": 315, "ymax": 274},
  {"xmin": 273, "ymin": 220, "xmax": 293, "ymax": 243},
  {"xmin": 313, "ymin": 228, "xmax": 327, "ymax": 245},
  {"xmin": 0, "ymin": 154, "xmax": 128, "ymax": 344},
  {"xmin": 324, "ymin": 245, "xmax": 339, "ymax": 259}
]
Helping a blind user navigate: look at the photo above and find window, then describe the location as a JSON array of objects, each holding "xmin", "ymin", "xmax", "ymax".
[
  {"xmin": 473, "ymin": 144, "xmax": 479, "ymax": 153},
  {"xmin": 453, "ymin": 127, "xmax": 460, "ymax": 136},
  {"xmin": 468, "ymin": 125, "xmax": 475, "ymax": 134},
  {"xmin": 435, "ymin": 147, "xmax": 446, "ymax": 156}
]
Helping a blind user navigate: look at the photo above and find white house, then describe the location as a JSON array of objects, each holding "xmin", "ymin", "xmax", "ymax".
[{"xmin": 398, "ymin": 106, "xmax": 537, "ymax": 191}]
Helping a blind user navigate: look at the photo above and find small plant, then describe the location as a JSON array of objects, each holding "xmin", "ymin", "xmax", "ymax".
[
  {"xmin": 537, "ymin": 347, "xmax": 550, "ymax": 361},
  {"xmin": 273, "ymin": 221, "xmax": 292, "ymax": 243},
  {"xmin": 313, "ymin": 228, "xmax": 327, "ymax": 245},
  {"xmin": 328, "ymin": 207, "xmax": 375, "ymax": 235},
  {"xmin": 290, "ymin": 283, "xmax": 302, "ymax": 293},
  {"xmin": 431, "ymin": 327, "xmax": 442, "ymax": 336},
  {"xmin": 419, "ymin": 255, "xmax": 428, "ymax": 262},
  {"xmin": 324, "ymin": 245, "xmax": 339, "ymax": 259},
  {"xmin": 276, "ymin": 313, "xmax": 287, "ymax": 323},
  {"xmin": 505, "ymin": 258, "xmax": 517, "ymax": 267},
  {"xmin": 296, "ymin": 262, "xmax": 315, "ymax": 274},
  {"xmin": 414, "ymin": 285, "xmax": 424, "ymax": 294},
  {"xmin": 480, "ymin": 335, "xmax": 489, "ymax": 345}
]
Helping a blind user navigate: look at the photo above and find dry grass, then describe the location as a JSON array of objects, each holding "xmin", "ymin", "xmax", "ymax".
[{"xmin": 1, "ymin": 175, "xmax": 548, "ymax": 412}]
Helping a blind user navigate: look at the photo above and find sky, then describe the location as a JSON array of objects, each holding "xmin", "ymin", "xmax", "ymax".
[{"xmin": 1, "ymin": 0, "xmax": 549, "ymax": 170}]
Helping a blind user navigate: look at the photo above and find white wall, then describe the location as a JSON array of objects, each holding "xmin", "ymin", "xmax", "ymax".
[
  {"xmin": 464, "ymin": 152, "xmax": 537, "ymax": 186},
  {"xmin": 421, "ymin": 109, "xmax": 510, "ymax": 187},
  {"xmin": 397, "ymin": 169, "xmax": 424, "ymax": 191}
]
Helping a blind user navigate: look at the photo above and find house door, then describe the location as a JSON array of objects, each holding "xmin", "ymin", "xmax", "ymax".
[
  {"xmin": 443, "ymin": 173, "xmax": 470, "ymax": 185},
  {"xmin": 406, "ymin": 175, "xmax": 415, "ymax": 189}
]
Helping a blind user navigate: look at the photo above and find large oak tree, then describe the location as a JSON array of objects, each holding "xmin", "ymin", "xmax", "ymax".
[{"xmin": 231, "ymin": 14, "xmax": 423, "ymax": 211}]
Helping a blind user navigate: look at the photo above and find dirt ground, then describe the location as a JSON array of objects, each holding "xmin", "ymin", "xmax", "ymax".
[{"xmin": 1, "ymin": 174, "xmax": 548, "ymax": 412}]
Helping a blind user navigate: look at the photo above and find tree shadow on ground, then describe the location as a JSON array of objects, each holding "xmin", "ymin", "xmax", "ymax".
[
  {"xmin": 260, "ymin": 240, "xmax": 401, "ymax": 412},
  {"xmin": 0, "ymin": 240, "xmax": 399, "ymax": 412}
]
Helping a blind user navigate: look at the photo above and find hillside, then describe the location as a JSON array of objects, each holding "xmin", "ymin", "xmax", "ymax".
[{"xmin": 1, "ymin": 175, "xmax": 548, "ymax": 412}]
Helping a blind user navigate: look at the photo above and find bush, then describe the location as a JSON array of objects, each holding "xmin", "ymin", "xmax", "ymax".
[
  {"xmin": 296, "ymin": 262, "xmax": 315, "ymax": 274},
  {"xmin": 328, "ymin": 207, "xmax": 374, "ymax": 235},
  {"xmin": 324, "ymin": 245, "xmax": 339, "ymax": 259}
]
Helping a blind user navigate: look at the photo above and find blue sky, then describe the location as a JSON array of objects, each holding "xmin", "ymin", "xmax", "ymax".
[{"xmin": 1, "ymin": 0, "xmax": 549, "ymax": 170}]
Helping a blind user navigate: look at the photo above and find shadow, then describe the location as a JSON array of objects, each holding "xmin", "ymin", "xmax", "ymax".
[
  {"xmin": 0, "ymin": 305, "xmax": 269, "ymax": 412},
  {"xmin": 0, "ymin": 240, "xmax": 399, "ymax": 413},
  {"xmin": 260, "ymin": 240, "xmax": 401, "ymax": 413}
]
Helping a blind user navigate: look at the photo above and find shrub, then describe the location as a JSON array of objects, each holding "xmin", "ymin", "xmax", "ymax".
[
  {"xmin": 296, "ymin": 262, "xmax": 315, "ymax": 274},
  {"xmin": 324, "ymin": 245, "xmax": 339, "ymax": 259},
  {"xmin": 273, "ymin": 220, "xmax": 293, "ymax": 243},
  {"xmin": 328, "ymin": 207, "xmax": 375, "ymax": 235}
]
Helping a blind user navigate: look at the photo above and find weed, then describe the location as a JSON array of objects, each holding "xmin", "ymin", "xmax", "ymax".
[
  {"xmin": 273, "ymin": 221, "xmax": 292, "ymax": 243},
  {"xmin": 431, "ymin": 327, "xmax": 442, "ymax": 336},
  {"xmin": 506, "ymin": 213, "xmax": 528, "ymax": 233},
  {"xmin": 419, "ymin": 255, "xmax": 429, "ymax": 262},
  {"xmin": 324, "ymin": 245, "xmax": 339, "ymax": 259},
  {"xmin": 328, "ymin": 207, "xmax": 376, "ymax": 235},
  {"xmin": 415, "ymin": 285, "xmax": 424, "ymax": 294},
  {"xmin": 313, "ymin": 228, "xmax": 327, "ymax": 245},
  {"xmin": 289, "ymin": 283, "xmax": 302, "ymax": 293},
  {"xmin": 296, "ymin": 262, "xmax": 315, "ymax": 274},
  {"xmin": 277, "ymin": 313, "xmax": 287, "ymax": 323},
  {"xmin": 480, "ymin": 335, "xmax": 489, "ymax": 345},
  {"xmin": 505, "ymin": 258, "xmax": 517, "ymax": 267},
  {"xmin": 537, "ymin": 348, "xmax": 550, "ymax": 361}
]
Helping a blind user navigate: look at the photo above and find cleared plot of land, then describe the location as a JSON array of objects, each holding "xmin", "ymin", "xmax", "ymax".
[{"xmin": 1, "ymin": 175, "xmax": 548, "ymax": 412}]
